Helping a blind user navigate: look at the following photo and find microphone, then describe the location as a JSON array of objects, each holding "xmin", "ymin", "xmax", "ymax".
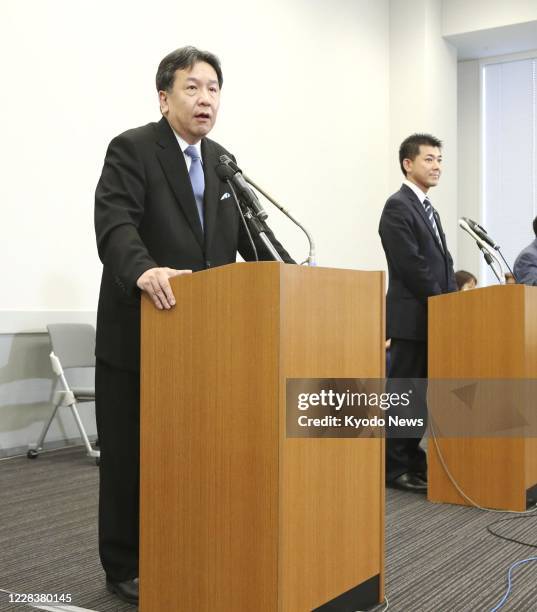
[
  {"xmin": 459, "ymin": 217, "xmax": 518, "ymax": 283},
  {"xmin": 459, "ymin": 218, "xmax": 506, "ymax": 284},
  {"xmin": 458, "ymin": 218, "xmax": 488, "ymax": 249},
  {"xmin": 216, "ymin": 154, "xmax": 317, "ymax": 266},
  {"xmin": 216, "ymin": 155, "xmax": 268, "ymax": 221},
  {"xmin": 459, "ymin": 217, "xmax": 478, "ymax": 239},
  {"xmin": 461, "ymin": 217, "xmax": 499, "ymax": 249},
  {"xmin": 214, "ymin": 162, "xmax": 237, "ymax": 182}
]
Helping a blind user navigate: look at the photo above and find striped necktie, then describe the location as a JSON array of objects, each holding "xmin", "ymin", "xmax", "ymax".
[
  {"xmin": 184, "ymin": 145, "xmax": 205, "ymax": 230},
  {"xmin": 423, "ymin": 197, "xmax": 443, "ymax": 249}
]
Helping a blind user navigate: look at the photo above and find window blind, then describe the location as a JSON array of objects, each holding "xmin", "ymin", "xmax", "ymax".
[{"xmin": 482, "ymin": 57, "xmax": 536, "ymax": 284}]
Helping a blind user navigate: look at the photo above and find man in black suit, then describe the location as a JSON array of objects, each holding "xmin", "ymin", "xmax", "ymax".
[
  {"xmin": 379, "ymin": 133, "xmax": 456, "ymax": 493},
  {"xmin": 94, "ymin": 46, "xmax": 292, "ymax": 604}
]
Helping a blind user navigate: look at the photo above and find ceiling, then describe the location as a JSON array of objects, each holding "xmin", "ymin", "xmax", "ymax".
[{"xmin": 445, "ymin": 19, "xmax": 537, "ymax": 60}]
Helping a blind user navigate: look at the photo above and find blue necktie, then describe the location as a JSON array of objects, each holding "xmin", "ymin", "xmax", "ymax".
[
  {"xmin": 423, "ymin": 197, "xmax": 443, "ymax": 249},
  {"xmin": 185, "ymin": 145, "xmax": 205, "ymax": 230}
]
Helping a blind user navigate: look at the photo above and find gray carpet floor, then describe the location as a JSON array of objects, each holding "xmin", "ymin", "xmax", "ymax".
[{"xmin": 1, "ymin": 446, "xmax": 536, "ymax": 611}]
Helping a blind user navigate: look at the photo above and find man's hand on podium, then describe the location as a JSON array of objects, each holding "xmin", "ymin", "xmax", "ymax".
[{"xmin": 136, "ymin": 267, "xmax": 192, "ymax": 310}]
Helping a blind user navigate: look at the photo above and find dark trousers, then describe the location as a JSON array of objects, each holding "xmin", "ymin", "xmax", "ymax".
[
  {"xmin": 95, "ymin": 359, "xmax": 140, "ymax": 582},
  {"xmin": 385, "ymin": 338, "xmax": 428, "ymax": 482}
]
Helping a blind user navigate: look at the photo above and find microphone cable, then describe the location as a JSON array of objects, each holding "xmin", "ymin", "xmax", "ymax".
[{"xmin": 429, "ymin": 417, "xmax": 537, "ymax": 515}]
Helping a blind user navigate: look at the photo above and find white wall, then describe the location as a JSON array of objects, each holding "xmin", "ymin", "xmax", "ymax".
[
  {"xmin": 0, "ymin": 0, "xmax": 390, "ymax": 320},
  {"xmin": 6, "ymin": 0, "xmax": 529, "ymax": 455},
  {"xmin": 390, "ymin": 0, "xmax": 458, "ymax": 263},
  {"xmin": 443, "ymin": 0, "xmax": 537, "ymax": 36},
  {"xmin": 0, "ymin": 0, "xmax": 391, "ymax": 454},
  {"xmin": 457, "ymin": 60, "xmax": 482, "ymax": 277}
]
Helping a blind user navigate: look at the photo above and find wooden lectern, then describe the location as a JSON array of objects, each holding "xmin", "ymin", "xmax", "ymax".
[
  {"xmin": 428, "ymin": 285, "xmax": 537, "ymax": 511},
  {"xmin": 139, "ymin": 262, "xmax": 385, "ymax": 611}
]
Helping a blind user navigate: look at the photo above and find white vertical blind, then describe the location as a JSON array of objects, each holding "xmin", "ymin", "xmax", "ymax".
[{"xmin": 482, "ymin": 57, "xmax": 536, "ymax": 284}]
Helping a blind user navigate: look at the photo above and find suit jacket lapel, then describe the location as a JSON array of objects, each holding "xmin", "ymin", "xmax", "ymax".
[
  {"xmin": 155, "ymin": 117, "xmax": 204, "ymax": 249},
  {"xmin": 434, "ymin": 209, "xmax": 452, "ymax": 284},
  {"xmin": 433, "ymin": 209, "xmax": 448, "ymax": 256},
  {"xmin": 201, "ymin": 139, "xmax": 219, "ymax": 252},
  {"xmin": 401, "ymin": 184, "xmax": 445, "ymax": 257}
]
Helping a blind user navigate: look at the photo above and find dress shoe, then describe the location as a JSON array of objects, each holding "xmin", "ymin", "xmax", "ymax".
[
  {"xmin": 415, "ymin": 471, "xmax": 427, "ymax": 484},
  {"xmin": 387, "ymin": 472, "xmax": 427, "ymax": 493},
  {"xmin": 106, "ymin": 577, "xmax": 139, "ymax": 605}
]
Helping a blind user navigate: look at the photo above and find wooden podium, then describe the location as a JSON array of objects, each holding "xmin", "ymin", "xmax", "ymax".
[
  {"xmin": 428, "ymin": 285, "xmax": 537, "ymax": 511},
  {"xmin": 139, "ymin": 262, "xmax": 385, "ymax": 611}
]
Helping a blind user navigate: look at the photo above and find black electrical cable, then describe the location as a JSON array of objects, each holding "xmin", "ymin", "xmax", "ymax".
[{"xmin": 486, "ymin": 513, "xmax": 537, "ymax": 548}]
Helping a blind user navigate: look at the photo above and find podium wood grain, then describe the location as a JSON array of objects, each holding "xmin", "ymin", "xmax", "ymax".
[
  {"xmin": 140, "ymin": 262, "xmax": 385, "ymax": 611},
  {"xmin": 428, "ymin": 285, "xmax": 537, "ymax": 511}
]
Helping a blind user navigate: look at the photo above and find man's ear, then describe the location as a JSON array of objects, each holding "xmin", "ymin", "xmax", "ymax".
[
  {"xmin": 158, "ymin": 90, "xmax": 168, "ymax": 115},
  {"xmin": 402, "ymin": 158, "xmax": 412, "ymax": 174}
]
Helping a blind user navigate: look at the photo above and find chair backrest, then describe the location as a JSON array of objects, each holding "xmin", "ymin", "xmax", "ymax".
[{"xmin": 47, "ymin": 324, "xmax": 96, "ymax": 369}]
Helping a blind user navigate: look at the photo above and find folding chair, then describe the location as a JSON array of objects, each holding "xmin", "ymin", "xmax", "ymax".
[{"xmin": 27, "ymin": 323, "xmax": 100, "ymax": 463}]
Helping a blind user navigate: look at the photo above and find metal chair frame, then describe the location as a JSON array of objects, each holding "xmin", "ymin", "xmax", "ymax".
[{"xmin": 28, "ymin": 324, "xmax": 99, "ymax": 463}]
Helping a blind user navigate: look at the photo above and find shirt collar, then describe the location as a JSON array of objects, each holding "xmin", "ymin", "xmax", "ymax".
[
  {"xmin": 172, "ymin": 129, "xmax": 202, "ymax": 158},
  {"xmin": 403, "ymin": 179, "xmax": 429, "ymax": 205}
]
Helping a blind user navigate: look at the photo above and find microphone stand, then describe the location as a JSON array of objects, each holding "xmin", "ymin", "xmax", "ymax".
[
  {"xmin": 477, "ymin": 243, "xmax": 503, "ymax": 284},
  {"xmin": 459, "ymin": 220, "xmax": 505, "ymax": 284},
  {"xmin": 242, "ymin": 174, "xmax": 316, "ymax": 266},
  {"xmin": 497, "ymin": 250, "xmax": 518, "ymax": 282},
  {"xmin": 227, "ymin": 182, "xmax": 258, "ymax": 262},
  {"xmin": 467, "ymin": 219, "xmax": 518, "ymax": 282},
  {"xmin": 217, "ymin": 154, "xmax": 316, "ymax": 265},
  {"xmin": 226, "ymin": 181, "xmax": 283, "ymax": 263}
]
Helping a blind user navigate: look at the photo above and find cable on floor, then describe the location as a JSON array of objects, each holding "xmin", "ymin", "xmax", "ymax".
[{"xmin": 489, "ymin": 556, "xmax": 537, "ymax": 612}]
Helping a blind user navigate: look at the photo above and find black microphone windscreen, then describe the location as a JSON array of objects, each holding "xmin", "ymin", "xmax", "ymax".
[
  {"xmin": 215, "ymin": 163, "xmax": 236, "ymax": 181},
  {"xmin": 227, "ymin": 159, "xmax": 241, "ymax": 173},
  {"xmin": 218, "ymin": 154, "xmax": 242, "ymax": 174}
]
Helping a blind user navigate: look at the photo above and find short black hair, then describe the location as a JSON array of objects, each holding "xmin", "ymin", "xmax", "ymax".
[
  {"xmin": 455, "ymin": 270, "xmax": 477, "ymax": 290},
  {"xmin": 399, "ymin": 133, "xmax": 442, "ymax": 176},
  {"xmin": 533, "ymin": 216, "xmax": 537, "ymax": 236},
  {"xmin": 156, "ymin": 46, "xmax": 223, "ymax": 92}
]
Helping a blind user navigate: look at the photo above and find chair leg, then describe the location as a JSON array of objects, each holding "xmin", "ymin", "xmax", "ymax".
[
  {"xmin": 69, "ymin": 403, "xmax": 100, "ymax": 459},
  {"xmin": 28, "ymin": 404, "xmax": 60, "ymax": 458}
]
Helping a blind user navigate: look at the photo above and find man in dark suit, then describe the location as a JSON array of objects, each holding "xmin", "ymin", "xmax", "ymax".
[
  {"xmin": 378, "ymin": 133, "xmax": 456, "ymax": 493},
  {"xmin": 94, "ymin": 46, "xmax": 292, "ymax": 604},
  {"xmin": 514, "ymin": 217, "xmax": 537, "ymax": 286}
]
